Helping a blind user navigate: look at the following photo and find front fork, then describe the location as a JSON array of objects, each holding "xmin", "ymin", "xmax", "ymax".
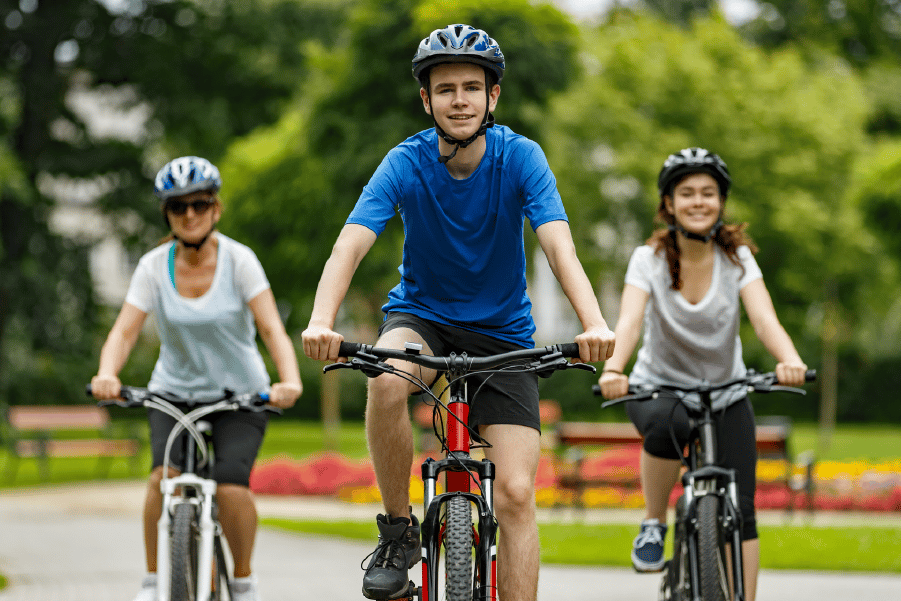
[
  {"xmin": 420, "ymin": 455, "xmax": 498, "ymax": 601},
  {"xmin": 682, "ymin": 467, "xmax": 745, "ymax": 601},
  {"xmin": 156, "ymin": 473, "xmax": 218, "ymax": 601}
]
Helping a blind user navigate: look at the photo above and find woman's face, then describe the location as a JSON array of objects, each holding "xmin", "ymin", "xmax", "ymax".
[
  {"xmin": 664, "ymin": 172, "xmax": 722, "ymax": 236},
  {"xmin": 166, "ymin": 190, "xmax": 220, "ymax": 244}
]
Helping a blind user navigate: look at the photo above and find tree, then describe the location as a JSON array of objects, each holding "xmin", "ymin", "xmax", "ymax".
[
  {"xmin": 0, "ymin": 0, "xmax": 345, "ymax": 405},
  {"xmin": 545, "ymin": 14, "xmax": 875, "ymax": 421}
]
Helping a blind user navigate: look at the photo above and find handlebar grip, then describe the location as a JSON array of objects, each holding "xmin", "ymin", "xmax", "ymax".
[
  {"xmin": 591, "ymin": 384, "xmax": 602, "ymax": 396},
  {"xmin": 339, "ymin": 341, "xmax": 362, "ymax": 358},
  {"xmin": 558, "ymin": 343, "xmax": 580, "ymax": 358},
  {"xmin": 85, "ymin": 384, "xmax": 92, "ymax": 397},
  {"xmin": 805, "ymin": 369, "xmax": 817, "ymax": 382}
]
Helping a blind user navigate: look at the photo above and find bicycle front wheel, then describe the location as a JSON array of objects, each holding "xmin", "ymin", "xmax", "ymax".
[
  {"xmin": 170, "ymin": 501, "xmax": 199, "ymax": 601},
  {"xmin": 444, "ymin": 495, "xmax": 474, "ymax": 601},
  {"xmin": 696, "ymin": 495, "xmax": 729, "ymax": 601}
]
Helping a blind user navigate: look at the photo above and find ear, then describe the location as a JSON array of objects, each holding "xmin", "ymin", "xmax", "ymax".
[
  {"xmin": 488, "ymin": 83, "xmax": 500, "ymax": 113},
  {"xmin": 663, "ymin": 196, "xmax": 674, "ymax": 215},
  {"xmin": 420, "ymin": 87, "xmax": 431, "ymax": 116}
]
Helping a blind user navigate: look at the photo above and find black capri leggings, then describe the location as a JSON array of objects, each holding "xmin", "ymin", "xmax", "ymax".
[
  {"xmin": 148, "ymin": 405, "xmax": 268, "ymax": 487},
  {"xmin": 626, "ymin": 394, "xmax": 759, "ymax": 541}
]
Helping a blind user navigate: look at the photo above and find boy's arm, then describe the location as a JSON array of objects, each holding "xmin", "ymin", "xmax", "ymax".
[
  {"xmin": 535, "ymin": 219, "xmax": 615, "ymax": 363},
  {"xmin": 302, "ymin": 224, "xmax": 378, "ymax": 362}
]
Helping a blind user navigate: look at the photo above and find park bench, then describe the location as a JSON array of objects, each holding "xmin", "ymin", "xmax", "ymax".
[
  {"xmin": 544, "ymin": 401, "xmax": 816, "ymax": 512},
  {"xmin": 2, "ymin": 404, "xmax": 142, "ymax": 482}
]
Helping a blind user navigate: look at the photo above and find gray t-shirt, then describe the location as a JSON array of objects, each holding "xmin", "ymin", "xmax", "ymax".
[
  {"xmin": 625, "ymin": 244, "xmax": 762, "ymax": 410},
  {"xmin": 125, "ymin": 233, "xmax": 272, "ymax": 401}
]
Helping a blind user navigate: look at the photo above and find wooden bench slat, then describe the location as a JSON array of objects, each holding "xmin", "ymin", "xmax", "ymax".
[
  {"xmin": 15, "ymin": 439, "xmax": 140, "ymax": 458},
  {"xmin": 8, "ymin": 406, "xmax": 110, "ymax": 430}
]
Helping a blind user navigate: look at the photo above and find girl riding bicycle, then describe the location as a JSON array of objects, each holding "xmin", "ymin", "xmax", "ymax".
[
  {"xmin": 90, "ymin": 156, "xmax": 302, "ymax": 601},
  {"xmin": 597, "ymin": 148, "xmax": 807, "ymax": 601}
]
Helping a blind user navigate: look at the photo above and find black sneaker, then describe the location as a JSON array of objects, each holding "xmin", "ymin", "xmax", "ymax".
[{"xmin": 361, "ymin": 511, "xmax": 421, "ymax": 600}]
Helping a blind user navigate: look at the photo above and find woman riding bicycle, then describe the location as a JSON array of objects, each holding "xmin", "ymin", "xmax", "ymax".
[
  {"xmin": 597, "ymin": 148, "xmax": 807, "ymax": 601},
  {"xmin": 90, "ymin": 156, "xmax": 302, "ymax": 601},
  {"xmin": 302, "ymin": 24, "xmax": 615, "ymax": 601}
]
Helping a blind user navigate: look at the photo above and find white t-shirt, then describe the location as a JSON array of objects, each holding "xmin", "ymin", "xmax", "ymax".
[
  {"xmin": 125, "ymin": 233, "xmax": 272, "ymax": 401},
  {"xmin": 625, "ymin": 244, "xmax": 763, "ymax": 410}
]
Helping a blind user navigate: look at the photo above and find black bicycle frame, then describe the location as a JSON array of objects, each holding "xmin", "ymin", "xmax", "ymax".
[{"xmin": 681, "ymin": 388, "xmax": 746, "ymax": 601}]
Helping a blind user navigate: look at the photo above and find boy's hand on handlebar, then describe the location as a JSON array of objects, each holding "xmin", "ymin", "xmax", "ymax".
[
  {"xmin": 90, "ymin": 374, "xmax": 122, "ymax": 400},
  {"xmin": 776, "ymin": 361, "xmax": 808, "ymax": 387},
  {"xmin": 575, "ymin": 325, "xmax": 616, "ymax": 363},
  {"xmin": 269, "ymin": 381, "xmax": 302, "ymax": 409},
  {"xmin": 598, "ymin": 370, "xmax": 629, "ymax": 400},
  {"xmin": 301, "ymin": 324, "xmax": 345, "ymax": 362}
]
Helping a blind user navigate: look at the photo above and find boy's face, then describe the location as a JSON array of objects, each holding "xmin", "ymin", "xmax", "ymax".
[{"xmin": 421, "ymin": 62, "xmax": 500, "ymax": 140}]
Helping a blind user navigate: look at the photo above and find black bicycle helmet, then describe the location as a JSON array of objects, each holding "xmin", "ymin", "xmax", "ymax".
[
  {"xmin": 412, "ymin": 24, "xmax": 505, "ymax": 85},
  {"xmin": 657, "ymin": 147, "xmax": 731, "ymax": 199}
]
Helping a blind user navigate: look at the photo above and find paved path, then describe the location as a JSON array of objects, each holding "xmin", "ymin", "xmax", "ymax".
[{"xmin": 0, "ymin": 481, "xmax": 899, "ymax": 601}]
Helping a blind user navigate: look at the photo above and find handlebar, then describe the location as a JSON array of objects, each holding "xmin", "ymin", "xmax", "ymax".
[
  {"xmin": 328, "ymin": 341, "xmax": 592, "ymax": 378},
  {"xmin": 593, "ymin": 369, "xmax": 817, "ymax": 408},
  {"xmin": 85, "ymin": 384, "xmax": 277, "ymax": 414}
]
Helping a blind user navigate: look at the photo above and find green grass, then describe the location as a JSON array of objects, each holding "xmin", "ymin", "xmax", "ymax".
[
  {"xmin": 790, "ymin": 424, "xmax": 901, "ymax": 462},
  {"xmin": 261, "ymin": 518, "xmax": 901, "ymax": 573}
]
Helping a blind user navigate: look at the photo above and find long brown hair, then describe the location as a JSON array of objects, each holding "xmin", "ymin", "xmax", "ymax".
[{"xmin": 647, "ymin": 197, "xmax": 757, "ymax": 291}]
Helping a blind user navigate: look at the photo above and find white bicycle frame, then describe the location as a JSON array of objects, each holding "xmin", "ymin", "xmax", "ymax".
[{"xmin": 151, "ymin": 401, "xmax": 233, "ymax": 601}]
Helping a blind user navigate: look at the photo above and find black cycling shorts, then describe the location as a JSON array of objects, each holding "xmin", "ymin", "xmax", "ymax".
[
  {"xmin": 626, "ymin": 393, "xmax": 759, "ymax": 541},
  {"xmin": 148, "ymin": 404, "xmax": 268, "ymax": 487},
  {"xmin": 378, "ymin": 312, "xmax": 541, "ymax": 433}
]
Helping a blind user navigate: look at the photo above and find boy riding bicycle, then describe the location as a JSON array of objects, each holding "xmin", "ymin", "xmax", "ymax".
[{"xmin": 302, "ymin": 24, "xmax": 615, "ymax": 601}]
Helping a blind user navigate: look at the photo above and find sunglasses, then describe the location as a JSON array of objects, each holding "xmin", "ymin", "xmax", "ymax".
[{"xmin": 166, "ymin": 198, "xmax": 216, "ymax": 216}]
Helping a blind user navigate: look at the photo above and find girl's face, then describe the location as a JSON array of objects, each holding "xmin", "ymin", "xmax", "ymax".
[
  {"xmin": 166, "ymin": 190, "xmax": 220, "ymax": 245},
  {"xmin": 664, "ymin": 172, "xmax": 723, "ymax": 236},
  {"xmin": 421, "ymin": 62, "xmax": 500, "ymax": 141}
]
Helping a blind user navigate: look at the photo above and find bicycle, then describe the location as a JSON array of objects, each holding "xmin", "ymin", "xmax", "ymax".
[
  {"xmin": 594, "ymin": 369, "xmax": 815, "ymax": 601},
  {"xmin": 327, "ymin": 341, "xmax": 594, "ymax": 601},
  {"xmin": 86, "ymin": 385, "xmax": 278, "ymax": 601}
]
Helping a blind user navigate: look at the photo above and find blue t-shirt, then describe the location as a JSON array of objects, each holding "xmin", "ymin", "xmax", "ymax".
[{"xmin": 347, "ymin": 125, "xmax": 568, "ymax": 347}]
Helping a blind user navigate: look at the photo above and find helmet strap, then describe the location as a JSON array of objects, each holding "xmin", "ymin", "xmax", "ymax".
[
  {"xmin": 174, "ymin": 223, "xmax": 217, "ymax": 251},
  {"xmin": 668, "ymin": 217, "xmax": 723, "ymax": 243}
]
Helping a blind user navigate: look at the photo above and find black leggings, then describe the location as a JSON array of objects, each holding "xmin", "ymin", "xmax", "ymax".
[
  {"xmin": 148, "ymin": 404, "xmax": 268, "ymax": 487},
  {"xmin": 626, "ymin": 394, "xmax": 758, "ymax": 541}
]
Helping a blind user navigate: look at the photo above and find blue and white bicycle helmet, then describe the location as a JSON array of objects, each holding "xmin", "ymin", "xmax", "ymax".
[
  {"xmin": 657, "ymin": 147, "xmax": 731, "ymax": 198},
  {"xmin": 153, "ymin": 156, "xmax": 222, "ymax": 201},
  {"xmin": 412, "ymin": 24, "xmax": 505, "ymax": 85}
]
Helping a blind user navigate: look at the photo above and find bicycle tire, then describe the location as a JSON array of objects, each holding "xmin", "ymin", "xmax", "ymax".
[
  {"xmin": 696, "ymin": 495, "xmax": 729, "ymax": 601},
  {"xmin": 444, "ymin": 495, "xmax": 474, "ymax": 601},
  {"xmin": 170, "ymin": 501, "xmax": 199, "ymax": 601}
]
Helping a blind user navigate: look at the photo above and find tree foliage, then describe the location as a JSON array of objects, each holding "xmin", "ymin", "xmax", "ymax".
[
  {"xmin": 220, "ymin": 0, "xmax": 580, "ymax": 334},
  {"xmin": 0, "ymin": 0, "xmax": 345, "ymax": 405}
]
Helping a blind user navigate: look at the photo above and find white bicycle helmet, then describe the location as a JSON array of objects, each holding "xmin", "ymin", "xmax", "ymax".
[{"xmin": 154, "ymin": 156, "xmax": 222, "ymax": 201}]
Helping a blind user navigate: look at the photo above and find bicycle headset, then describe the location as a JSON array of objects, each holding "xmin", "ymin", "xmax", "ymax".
[
  {"xmin": 412, "ymin": 24, "xmax": 505, "ymax": 164},
  {"xmin": 154, "ymin": 156, "xmax": 222, "ymax": 250},
  {"xmin": 656, "ymin": 147, "xmax": 732, "ymax": 243}
]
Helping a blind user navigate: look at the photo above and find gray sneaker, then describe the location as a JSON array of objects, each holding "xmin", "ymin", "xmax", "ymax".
[{"xmin": 361, "ymin": 511, "xmax": 421, "ymax": 600}]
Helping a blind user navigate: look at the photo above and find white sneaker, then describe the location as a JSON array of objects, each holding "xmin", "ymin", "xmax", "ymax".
[
  {"xmin": 131, "ymin": 574, "xmax": 157, "ymax": 601},
  {"xmin": 231, "ymin": 574, "xmax": 261, "ymax": 601}
]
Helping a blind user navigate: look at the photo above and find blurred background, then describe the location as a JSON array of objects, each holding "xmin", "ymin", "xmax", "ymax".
[{"xmin": 2, "ymin": 0, "xmax": 900, "ymax": 448}]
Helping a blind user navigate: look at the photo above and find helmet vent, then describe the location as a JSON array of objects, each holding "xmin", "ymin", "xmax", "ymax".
[{"xmin": 454, "ymin": 25, "xmax": 463, "ymax": 36}]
